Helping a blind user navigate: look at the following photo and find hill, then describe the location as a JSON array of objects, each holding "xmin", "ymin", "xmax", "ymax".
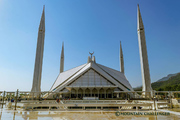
[
  {"xmin": 134, "ymin": 72, "xmax": 180, "ymax": 91},
  {"xmin": 157, "ymin": 73, "xmax": 179, "ymax": 82}
]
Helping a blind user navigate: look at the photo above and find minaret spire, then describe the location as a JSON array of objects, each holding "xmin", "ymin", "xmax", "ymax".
[
  {"xmin": 60, "ymin": 42, "xmax": 64, "ymax": 73},
  {"xmin": 137, "ymin": 4, "xmax": 152, "ymax": 95},
  {"xmin": 120, "ymin": 41, "xmax": 124, "ymax": 74},
  {"xmin": 31, "ymin": 6, "xmax": 45, "ymax": 95}
]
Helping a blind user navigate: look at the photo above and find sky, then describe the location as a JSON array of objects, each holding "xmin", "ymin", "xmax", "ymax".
[{"xmin": 0, "ymin": 0, "xmax": 179, "ymax": 91}]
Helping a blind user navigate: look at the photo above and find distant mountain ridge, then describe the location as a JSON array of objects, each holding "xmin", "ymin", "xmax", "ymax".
[
  {"xmin": 134, "ymin": 72, "xmax": 180, "ymax": 91},
  {"xmin": 157, "ymin": 73, "xmax": 179, "ymax": 82}
]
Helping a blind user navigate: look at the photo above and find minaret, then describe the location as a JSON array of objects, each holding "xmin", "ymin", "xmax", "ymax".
[
  {"xmin": 31, "ymin": 6, "xmax": 45, "ymax": 95},
  {"xmin": 137, "ymin": 5, "xmax": 152, "ymax": 94},
  {"xmin": 120, "ymin": 41, "xmax": 124, "ymax": 74},
  {"xmin": 60, "ymin": 42, "xmax": 64, "ymax": 73}
]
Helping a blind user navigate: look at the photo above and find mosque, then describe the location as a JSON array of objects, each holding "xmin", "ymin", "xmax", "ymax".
[
  {"xmin": 48, "ymin": 51, "xmax": 134, "ymax": 99},
  {"xmin": 31, "ymin": 5, "xmax": 152, "ymax": 99}
]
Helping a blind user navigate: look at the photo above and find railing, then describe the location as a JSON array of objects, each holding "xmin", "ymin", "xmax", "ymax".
[
  {"xmin": 63, "ymin": 100, "xmax": 127, "ymax": 104},
  {"xmin": 2, "ymin": 90, "xmax": 180, "ymax": 110},
  {"xmin": 1, "ymin": 90, "xmax": 180, "ymax": 101}
]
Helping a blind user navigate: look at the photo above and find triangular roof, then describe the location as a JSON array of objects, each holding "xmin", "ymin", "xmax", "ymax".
[
  {"xmin": 50, "ymin": 64, "xmax": 86, "ymax": 91},
  {"xmin": 97, "ymin": 64, "xmax": 133, "ymax": 91},
  {"xmin": 50, "ymin": 62, "xmax": 134, "ymax": 92}
]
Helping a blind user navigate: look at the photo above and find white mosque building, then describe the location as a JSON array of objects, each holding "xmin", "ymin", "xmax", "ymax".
[
  {"xmin": 48, "ymin": 54, "xmax": 134, "ymax": 99},
  {"xmin": 31, "ymin": 5, "xmax": 152, "ymax": 99}
]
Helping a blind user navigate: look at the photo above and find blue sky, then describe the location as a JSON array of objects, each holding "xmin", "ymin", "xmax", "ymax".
[{"xmin": 0, "ymin": 0, "xmax": 179, "ymax": 91}]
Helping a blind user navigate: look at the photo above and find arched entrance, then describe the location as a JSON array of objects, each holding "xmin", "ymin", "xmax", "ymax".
[
  {"xmin": 92, "ymin": 88, "xmax": 98, "ymax": 97},
  {"xmin": 85, "ymin": 88, "xmax": 90, "ymax": 97},
  {"xmin": 71, "ymin": 88, "xmax": 76, "ymax": 98},
  {"xmin": 99, "ymin": 88, "xmax": 104, "ymax": 98},
  {"xmin": 106, "ymin": 88, "xmax": 112, "ymax": 98},
  {"xmin": 78, "ymin": 88, "xmax": 83, "ymax": 99}
]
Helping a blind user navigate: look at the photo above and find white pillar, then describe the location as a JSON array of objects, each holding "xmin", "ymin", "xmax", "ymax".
[
  {"xmin": 60, "ymin": 42, "xmax": 64, "ymax": 73},
  {"xmin": 120, "ymin": 41, "xmax": 124, "ymax": 74},
  {"xmin": 137, "ymin": 5, "xmax": 152, "ymax": 96},
  {"xmin": 31, "ymin": 6, "xmax": 45, "ymax": 97}
]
